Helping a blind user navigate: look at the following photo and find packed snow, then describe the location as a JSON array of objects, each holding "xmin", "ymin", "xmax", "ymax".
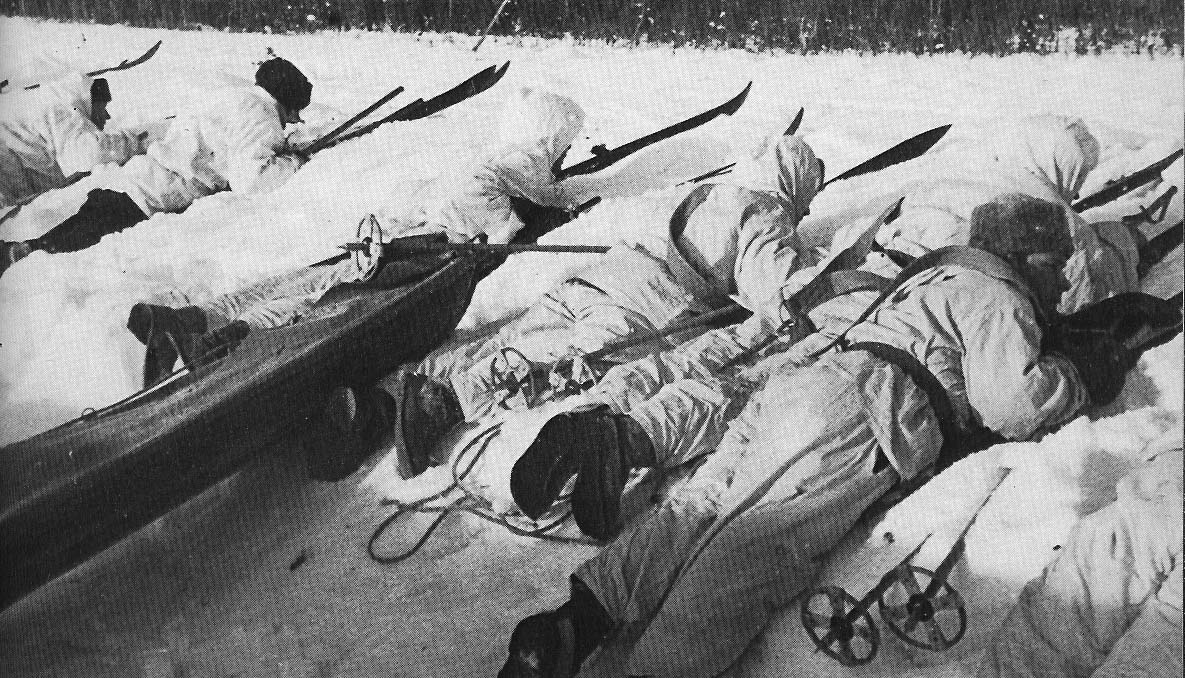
[{"xmin": 0, "ymin": 16, "xmax": 1181, "ymax": 678}]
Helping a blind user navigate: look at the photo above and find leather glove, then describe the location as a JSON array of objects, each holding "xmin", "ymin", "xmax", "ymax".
[
  {"xmin": 1049, "ymin": 329, "xmax": 1132, "ymax": 406},
  {"xmin": 1045, "ymin": 292, "xmax": 1182, "ymax": 405}
]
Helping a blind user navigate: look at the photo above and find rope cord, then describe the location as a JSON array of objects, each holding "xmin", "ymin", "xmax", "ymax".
[{"xmin": 367, "ymin": 420, "xmax": 597, "ymax": 564}]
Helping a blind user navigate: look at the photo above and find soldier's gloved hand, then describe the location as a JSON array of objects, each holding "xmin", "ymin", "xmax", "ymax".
[
  {"xmin": 287, "ymin": 149, "xmax": 311, "ymax": 167},
  {"xmin": 1049, "ymin": 330, "xmax": 1133, "ymax": 406},
  {"xmin": 550, "ymin": 144, "xmax": 571, "ymax": 179},
  {"xmin": 1044, "ymin": 292, "xmax": 1182, "ymax": 405},
  {"xmin": 549, "ymin": 353, "xmax": 610, "ymax": 396},
  {"xmin": 1048, "ymin": 292, "xmax": 1182, "ymax": 354}
]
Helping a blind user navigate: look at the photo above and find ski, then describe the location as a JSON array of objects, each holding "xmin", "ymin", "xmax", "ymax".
[
  {"xmin": 679, "ymin": 107, "xmax": 805, "ymax": 186},
  {"xmin": 1138, "ymin": 220, "xmax": 1183, "ymax": 277},
  {"xmin": 22, "ymin": 41, "xmax": 163, "ymax": 91},
  {"xmin": 318, "ymin": 62, "xmax": 510, "ymax": 151},
  {"xmin": 1072, "ymin": 148, "xmax": 1183, "ymax": 213},
  {"xmin": 785, "ymin": 107, "xmax": 805, "ymax": 136},
  {"xmin": 820, "ymin": 124, "xmax": 951, "ymax": 189},
  {"xmin": 684, "ymin": 120, "xmax": 947, "ymax": 189},
  {"xmin": 554, "ymin": 82, "xmax": 753, "ymax": 180},
  {"xmin": 301, "ymin": 85, "xmax": 405, "ymax": 156},
  {"xmin": 401, "ymin": 61, "xmax": 511, "ymax": 121}
]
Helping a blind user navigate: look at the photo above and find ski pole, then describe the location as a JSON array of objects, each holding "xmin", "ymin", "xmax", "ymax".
[
  {"xmin": 301, "ymin": 85, "xmax": 405, "ymax": 156},
  {"xmin": 802, "ymin": 535, "xmax": 932, "ymax": 666},
  {"xmin": 339, "ymin": 241, "xmax": 610, "ymax": 256},
  {"xmin": 473, "ymin": 0, "xmax": 513, "ymax": 52},
  {"xmin": 579, "ymin": 303, "xmax": 750, "ymax": 362},
  {"xmin": 316, "ymin": 63, "xmax": 509, "ymax": 152},
  {"xmin": 874, "ymin": 468, "xmax": 1012, "ymax": 652}
]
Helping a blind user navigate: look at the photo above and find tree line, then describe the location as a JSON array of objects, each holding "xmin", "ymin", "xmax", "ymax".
[{"xmin": 4, "ymin": 0, "xmax": 1181, "ymax": 55}]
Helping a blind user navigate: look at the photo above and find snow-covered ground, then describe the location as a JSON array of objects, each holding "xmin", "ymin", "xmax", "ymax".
[{"xmin": 0, "ymin": 16, "xmax": 1181, "ymax": 678}]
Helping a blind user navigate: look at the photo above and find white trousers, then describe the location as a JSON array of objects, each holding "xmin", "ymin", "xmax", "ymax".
[
  {"xmin": 423, "ymin": 277, "xmax": 711, "ymax": 422},
  {"xmin": 576, "ymin": 352, "xmax": 925, "ymax": 678},
  {"xmin": 202, "ymin": 257, "xmax": 364, "ymax": 329}
]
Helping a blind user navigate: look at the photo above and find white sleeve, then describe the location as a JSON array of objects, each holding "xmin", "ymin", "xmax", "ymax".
[
  {"xmin": 223, "ymin": 100, "xmax": 300, "ymax": 194},
  {"xmin": 732, "ymin": 205, "xmax": 807, "ymax": 316},
  {"xmin": 962, "ymin": 302, "xmax": 1089, "ymax": 440},
  {"xmin": 50, "ymin": 104, "xmax": 141, "ymax": 175},
  {"xmin": 493, "ymin": 149, "xmax": 572, "ymax": 209}
]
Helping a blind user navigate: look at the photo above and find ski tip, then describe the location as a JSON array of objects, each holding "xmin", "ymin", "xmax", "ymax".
[
  {"xmin": 784, "ymin": 107, "xmax": 806, "ymax": 136},
  {"xmin": 576, "ymin": 196, "xmax": 602, "ymax": 213},
  {"xmin": 725, "ymin": 82, "xmax": 754, "ymax": 114},
  {"xmin": 494, "ymin": 61, "xmax": 511, "ymax": 78},
  {"xmin": 147, "ymin": 40, "xmax": 163, "ymax": 55},
  {"xmin": 883, "ymin": 196, "xmax": 906, "ymax": 224},
  {"xmin": 927, "ymin": 124, "xmax": 953, "ymax": 143}
]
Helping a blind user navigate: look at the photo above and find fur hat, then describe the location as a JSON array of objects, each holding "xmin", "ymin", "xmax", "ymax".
[
  {"xmin": 969, "ymin": 193, "xmax": 1072, "ymax": 260},
  {"xmin": 90, "ymin": 77, "xmax": 111, "ymax": 103},
  {"xmin": 255, "ymin": 57, "xmax": 311, "ymax": 117}
]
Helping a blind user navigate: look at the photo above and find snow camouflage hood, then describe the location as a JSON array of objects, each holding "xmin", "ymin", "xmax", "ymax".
[
  {"xmin": 724, "ymin": 134, "xmax": 821, "ymax": 224},
  {"xmin": 25, "ymin": 72, "xmax": 97, "ymax": 120},
  {"xmin": 988, "ymin": 115, "xmax": 1100, "ymax": 203},
  {"xmin": 495, "ymin": 88, "xmax": 586, "ymax": 166}
]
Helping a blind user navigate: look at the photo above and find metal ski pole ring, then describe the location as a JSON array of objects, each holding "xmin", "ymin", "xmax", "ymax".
[
  {"xmin": 353, "ymin": 214, "xmax": 384, "ymax": 281},
  {"xmin": 877, "ymin": 564, "xmax": 968, "ymax": 651},
  {"xmin": 491, "ymin": 346, "xmax": 539, "ymax": 410},
  {"xmin": 801, "ymin": 585, "xmax": 880, "ymax": 666}
]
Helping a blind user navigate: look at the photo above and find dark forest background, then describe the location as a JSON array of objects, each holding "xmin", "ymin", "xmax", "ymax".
[{"xmin": 4, "ymin": 0, "xmax": 1181, "ymax": 55}]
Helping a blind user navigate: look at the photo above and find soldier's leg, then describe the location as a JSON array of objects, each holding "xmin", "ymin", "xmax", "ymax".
[{"xmin": 31, "ymin": 189, "xmax": 146, "ymax": 253}]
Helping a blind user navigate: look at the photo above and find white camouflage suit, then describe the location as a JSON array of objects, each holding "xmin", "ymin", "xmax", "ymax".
[
  {"xmin": 185, "ymin": 88, "xmax": 586, "ymax": 330},
  {"xmin": 0, "ymin": 73, "xmax": 143, "ymax": 207},
  {"xmin": 853, "ymin": 114, "xmax": 1139, "ymax": 313},
  {"xmin": 107, "ymin": 84, "xmax": 304, "ymax": 217},
  {"xmin": 588, "ymin": 219, "xmax": 886, "ymax": 471},
  {"xmin": 574, "ymin": 251, "xmax": 1091, "ymax": 678},
  {"xmin": 418, "ymin": 133, "xmax": 824, "ymax": 422},
  {"xmin": 591, "ymin": 115, "xmax": 1142, "ymax": 485},
  {"xmin": 979, "ymin": 446, "xmax": 1183, "ymax": 678}
]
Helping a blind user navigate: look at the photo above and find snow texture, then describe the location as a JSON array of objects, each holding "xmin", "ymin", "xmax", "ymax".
[{"xmin": 0, "ymin": 16, "xmax": 1181, "ymax": 678}]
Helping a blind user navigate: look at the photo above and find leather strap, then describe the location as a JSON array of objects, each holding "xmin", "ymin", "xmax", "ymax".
[
  {"xmin": 814, "ymin": 246, "xmax": 1043, "ymax": 358},
  {"xmin": 788, "ymin": 269, "xmax": 894, "ymax": 315},
  {"xmin": 846, "ymin": 342, "xmax": 958, "ymax": 468},
  {"xmin": 719, "ymin": 269, "xmax": 892, "ymax": 370},
  {"xmin": 846, "ymin": 341, "xmax": 1005, "ymax": 472}
]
